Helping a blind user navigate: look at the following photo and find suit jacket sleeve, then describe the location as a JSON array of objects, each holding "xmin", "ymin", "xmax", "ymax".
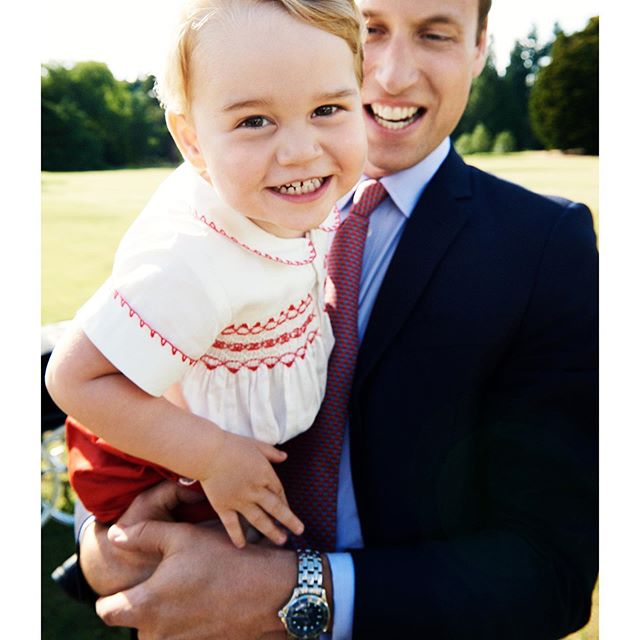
[{"xmin": 350, "ymin": 201, "xmax": 598, "ymax": 639}]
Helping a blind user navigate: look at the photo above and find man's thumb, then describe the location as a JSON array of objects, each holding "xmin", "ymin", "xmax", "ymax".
[{"xmin": 108, "ymin": 520, "xmax": 169, "ymax": 555}]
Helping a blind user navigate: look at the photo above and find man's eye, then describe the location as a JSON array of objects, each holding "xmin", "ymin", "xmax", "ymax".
[
  {"xmin": 313, "ymin": 105, "xmax": 340, "ymax": 118},
  {"xmin": 421, "ymin": 33, "xmax": 451, "ymax": 42},
  {"xmin": 238, "ymin": 116, "xmax": 270, "ymax": 129},
  {"xmin": 365, "ymin": 23, "xmax": 384, "ymax": 37}
]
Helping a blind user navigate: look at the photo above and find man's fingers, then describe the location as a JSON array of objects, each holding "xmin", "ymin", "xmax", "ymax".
[
  {"xmin": 96, "ymin": 589, "xmax": 140, "ymax": 629},
  {"xmin": 107, "ymin": 519, "xmax": 176, "ymax": 555},
  {"xmin": 119, "ymin": 480, "xmax": 205, "ymax": 526}
]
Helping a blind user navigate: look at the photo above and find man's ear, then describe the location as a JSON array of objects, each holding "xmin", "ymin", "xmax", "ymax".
[
  {"xmin": 166, "ymin": 111, "xmax": 207, "ymax": 174},
  {"xmin": 472, "ymin": 26, "xmax": 489, "ymax": 79}
]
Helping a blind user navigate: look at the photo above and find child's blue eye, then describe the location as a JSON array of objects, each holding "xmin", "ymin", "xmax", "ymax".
[
  {"xmin": 238, "ymin": 116, "xmax": 270, "ymax": 129},
  {"xmin": 313, "ymin": 105, "xmax": 340, "ymax": 118}
]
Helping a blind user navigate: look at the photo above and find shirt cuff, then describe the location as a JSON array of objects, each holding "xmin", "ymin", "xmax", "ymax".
[
  {"xmin": 325, "ymin": 552, "xmax": 355, "ymax": 640},
  {"xmin": 74, "ymin": 498, "xmax": 95, "ymax": 543}
]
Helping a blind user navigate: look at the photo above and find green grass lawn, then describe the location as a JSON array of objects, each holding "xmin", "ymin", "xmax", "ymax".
[
  {"xmin": 42, "ymin": 168, "xmax": 174, "ymax": 323},
  {"xmin": 41, "ymin": 152, "xmax": 599, "ymax": 638}
]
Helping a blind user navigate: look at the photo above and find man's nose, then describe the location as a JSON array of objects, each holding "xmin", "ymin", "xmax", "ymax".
[
  {"xmin": 276, "ymin": 126, "xmax": 323, "ymax": 166},
  {"xmin": 374, "ymin": 37, "xmax": 420, "ymax": 95}
]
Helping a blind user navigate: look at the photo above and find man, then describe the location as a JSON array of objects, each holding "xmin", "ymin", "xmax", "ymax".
[{"xmin": 73, "ymin": 0, "xmax": 598, "ymax": 638}]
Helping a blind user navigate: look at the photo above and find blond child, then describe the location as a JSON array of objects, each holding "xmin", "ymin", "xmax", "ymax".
[{"xmin": 46, "ymin": 0, "xmax": 367, "ymax": 548}]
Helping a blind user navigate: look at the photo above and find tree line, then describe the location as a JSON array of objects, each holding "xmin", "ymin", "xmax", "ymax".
[
  {"xmin": 41, "ymin": 17, "xmax": 598, "ymax": 172},
  {"xmin": 41, "ymin": 64, "xmax": 177, "ymax": 171}
]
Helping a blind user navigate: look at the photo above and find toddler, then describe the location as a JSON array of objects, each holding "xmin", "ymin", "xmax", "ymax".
[{"xmin": 46, "ymin": 0, "xmax": 367, "ymax": 548}]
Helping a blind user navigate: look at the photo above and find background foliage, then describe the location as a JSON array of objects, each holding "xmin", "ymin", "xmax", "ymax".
[
  {"xmin": 530, "ymin": 17, "xmax": 599, "ymax": 154},
  {"xmin": 453, "ymin": 17, "xmax": 598, "ymax": 155},
  {"xmin": 41, "ymin": 62, "xmax": 177, "ymax": 171}
]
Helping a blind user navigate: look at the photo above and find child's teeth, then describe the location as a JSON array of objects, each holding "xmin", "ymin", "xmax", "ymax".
[{"xmin": 277, "ymin": 177, "xmax": 324, "ymax": 195}]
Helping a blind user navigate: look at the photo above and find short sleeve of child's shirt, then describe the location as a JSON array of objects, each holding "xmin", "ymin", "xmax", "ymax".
[{"xmin": 75, "ymin": 178, "xmax": 233, "ymax": 397}]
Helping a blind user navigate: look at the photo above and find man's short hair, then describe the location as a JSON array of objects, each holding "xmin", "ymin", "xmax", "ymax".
[{"xmin": 478, "ymin": 0, "xmax": 492, "ymax": 37}]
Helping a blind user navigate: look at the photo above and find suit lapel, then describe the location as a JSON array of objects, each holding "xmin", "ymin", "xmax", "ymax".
[{"xmin": 352, "ymin": 149, "xmax": 473, "ymax": 396}]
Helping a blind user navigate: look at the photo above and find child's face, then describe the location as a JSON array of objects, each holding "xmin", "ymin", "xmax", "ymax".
[{"xmin": 183, "ymin": 4, "xmax": 367, "ymax": 238}]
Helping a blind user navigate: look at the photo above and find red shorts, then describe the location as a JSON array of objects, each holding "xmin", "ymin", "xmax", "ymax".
[{"xmin": 66, "ymin": 416, "xmax": 217, "ymax": 523}]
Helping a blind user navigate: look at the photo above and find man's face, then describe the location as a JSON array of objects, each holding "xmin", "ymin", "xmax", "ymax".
[{"xmin": 358, "ymin": 0, "xmax": 487, "ymax": 178}]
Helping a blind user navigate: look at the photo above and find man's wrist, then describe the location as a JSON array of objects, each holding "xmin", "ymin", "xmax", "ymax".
[{"xmin": 321, "ymin": 553, "xmax": 334, "ymax": 633}]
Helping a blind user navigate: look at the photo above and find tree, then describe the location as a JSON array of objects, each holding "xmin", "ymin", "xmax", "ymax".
[
  {"xmin": 529, "ymin": 17, "xmax": 599, "ymax": 154},
  {"xmin": 470, "ymin": 124, "xmax": 493, "ymax": 153},
  {"xmin": 501, "ymin": 26, "xmax": 552, "ymax": 150},
  {"xmin": 127, "ymin": 76, "xmax": 177, "ymax": 166},
  {"xmin": 493, "ymin": 131, "xmax": 517, "ymax": 153},
  {"xmin": 41, "ymin": 62, "xmax": 176, "ymax": 170},
  {"xmin": 41, "ymin": 98, "xmax": 105, "ymax": 170},
  {"xmin": 454, "ymin": 43, "xmax": 506, "ymax": 140},
  {"xmin": 454, "ymin": 133, "xmax": 474, "ymax": 156}
]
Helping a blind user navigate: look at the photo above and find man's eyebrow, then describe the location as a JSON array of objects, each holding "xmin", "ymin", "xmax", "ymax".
[
  {"xmin": 416, "ymin": 15, "xmax": 462, "ymax": 30},
  {"xmin": 362, "ymin": 9, "xmax": 461, "ymax": 30},
  {"xmin": 221, "ymin": 88, "xmax": 358, "ymax": 112}
]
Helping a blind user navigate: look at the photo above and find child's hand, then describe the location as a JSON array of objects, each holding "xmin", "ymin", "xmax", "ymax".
[{"xmin": 200, "ymin": 432, "xmax": 304, "ymax": 548}]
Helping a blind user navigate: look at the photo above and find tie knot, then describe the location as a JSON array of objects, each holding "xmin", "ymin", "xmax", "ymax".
[{"xmin": 349, "ymin": 179, "xmax": 387, "ymax": 219}]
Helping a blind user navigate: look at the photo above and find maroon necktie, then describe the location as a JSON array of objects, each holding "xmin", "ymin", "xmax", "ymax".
[{"xmin": 280, "ymin": 180, "xmax": 388, "ymax": 551}]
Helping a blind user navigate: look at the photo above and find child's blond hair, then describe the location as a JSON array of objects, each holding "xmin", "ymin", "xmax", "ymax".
[{"xmin": 155, "ymin": 0, "xmax": 364, "ymax": 115}]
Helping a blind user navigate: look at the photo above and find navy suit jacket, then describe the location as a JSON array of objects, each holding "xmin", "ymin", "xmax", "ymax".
[{"xmin": 348, "ymin": 149, "xmax": 598, "ymax": 639}]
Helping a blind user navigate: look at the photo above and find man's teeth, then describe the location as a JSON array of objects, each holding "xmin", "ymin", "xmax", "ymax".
[
  {"xmin": 371, "ymin": 104, "xmax": 421, "ymax": 129},
  {"xmin": 277, "ymin": 177, "xmax": 324, "ymax": 195}
]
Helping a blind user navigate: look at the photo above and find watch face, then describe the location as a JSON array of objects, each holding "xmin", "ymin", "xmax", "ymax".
[{"xmin": 285, "ymin": 594, "xmax": 329, "ymax": 639}]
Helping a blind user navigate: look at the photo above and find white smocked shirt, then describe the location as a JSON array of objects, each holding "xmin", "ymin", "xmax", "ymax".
[{"xmin": 75, "ymin": 162, "xmax": 337, "ymax": 445}]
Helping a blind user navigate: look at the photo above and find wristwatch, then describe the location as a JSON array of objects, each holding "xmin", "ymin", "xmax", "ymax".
[{"xmin": 278, "ymin": 548, "xmax": 331, "ymax": 639}]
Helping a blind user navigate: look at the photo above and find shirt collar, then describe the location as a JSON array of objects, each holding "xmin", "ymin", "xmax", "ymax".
[
  {"xmin": 337, "ymin": 137, "xmax": 451, "ymax": 218},
  {"xmin": 182, "ymin": 162, "xmax": 333, "ymax": 267}
]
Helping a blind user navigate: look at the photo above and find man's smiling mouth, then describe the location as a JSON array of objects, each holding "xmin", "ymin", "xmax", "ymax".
[{"xmin": 367, "ymin": 103, "xmax": 425, "ymax": 130}]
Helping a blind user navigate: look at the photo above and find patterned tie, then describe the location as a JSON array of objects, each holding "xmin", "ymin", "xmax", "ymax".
[{"xmin": 280, "ymin": 180, "xmax": 388, "ymax": 551}]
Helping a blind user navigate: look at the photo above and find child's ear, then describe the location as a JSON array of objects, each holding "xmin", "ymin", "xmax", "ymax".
[{"xmin": 166, "ymin": 111, "xmax": 207, "ymax": 174}]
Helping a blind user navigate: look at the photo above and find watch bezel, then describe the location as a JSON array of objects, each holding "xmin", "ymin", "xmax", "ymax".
[{"xmin": 282, "ymin": 591, "xmax": 330, "ymax": 639}]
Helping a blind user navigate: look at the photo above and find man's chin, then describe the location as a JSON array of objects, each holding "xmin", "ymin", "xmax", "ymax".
[{"xmin": 364, "ymin": 150, "xmax": 420, "ymax": 179}]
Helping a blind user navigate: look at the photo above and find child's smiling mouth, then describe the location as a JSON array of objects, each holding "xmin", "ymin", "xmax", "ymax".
[{"xmin": 271, "ymin": 176, "xmax": 328, "ymax": 196}]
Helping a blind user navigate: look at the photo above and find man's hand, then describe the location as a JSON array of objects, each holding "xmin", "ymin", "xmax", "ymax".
[
  {"xmin": 80, "ymin": 481, "xmax": 204, "ymax": 596},
  {"xmin": 95, "ymin": 520, "xmax": 298, "ymax": 639}
]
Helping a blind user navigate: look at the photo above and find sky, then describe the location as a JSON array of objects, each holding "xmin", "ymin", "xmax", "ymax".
[{"xmin": 42, "ymin": 0, "xmax": 599, "ymax": 79}]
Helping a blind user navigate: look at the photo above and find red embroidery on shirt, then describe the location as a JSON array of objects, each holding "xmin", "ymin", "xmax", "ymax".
[
  {"xmin": 112, "ymin": 290, "xmax": 198, "ymax": 366},
  {"xmin": 214, "ymin": 311, "xmax": 316, "ymax": 353},
  {"xmin": 200, "ymin": 329, "xmax": 320, "ymax": 373},
  {"xmin": 317, "ymin": 206, "xmax": 341, "ymax": 232},
  {"xmin": 221, "ymin": 295, "xmax": 313, "ymax": 337},
  {"xmin": 194, "ymin": 210, "xmax": 316, "ymax": 266}
]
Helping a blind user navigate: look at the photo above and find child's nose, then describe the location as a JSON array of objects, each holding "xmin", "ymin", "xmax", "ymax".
[{"xmin": 276, "ymin": 127, "xmax": 322, "ymax": 166}]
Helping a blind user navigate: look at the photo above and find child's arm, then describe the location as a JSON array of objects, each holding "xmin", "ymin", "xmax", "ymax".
[
  {"xmin": 46, "ymin": 325, "xmax": 303, "ymax": 547},
  {"xmin": 162, "ymin": 382, "xmax": 190, "ymax": 410}
]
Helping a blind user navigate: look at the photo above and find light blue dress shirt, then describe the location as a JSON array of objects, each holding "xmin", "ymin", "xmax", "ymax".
[{"xmin": 325, "ymin": 138, "xmax": 450, "ymax": 640}]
